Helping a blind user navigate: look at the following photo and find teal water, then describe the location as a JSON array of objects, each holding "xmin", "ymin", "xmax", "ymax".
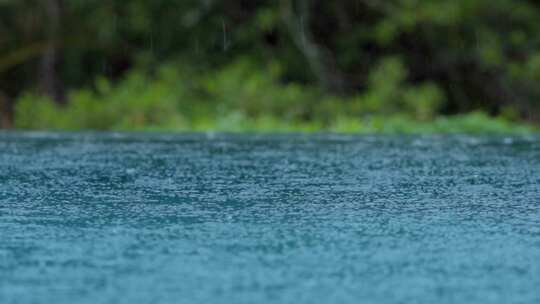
[{"xmin": 0, "ymin": 132, "xmax": 539, "ymax": 304}]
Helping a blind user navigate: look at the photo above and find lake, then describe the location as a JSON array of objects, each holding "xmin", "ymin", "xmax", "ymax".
[{"xmin": 0, "ymin": 132, "xmax": 539, "ymax": 303}]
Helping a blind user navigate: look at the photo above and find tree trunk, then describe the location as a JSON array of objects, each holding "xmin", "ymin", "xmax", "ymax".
[
  {"xmin": 39, "ymin": 0, "xmax": 65, "ymax": 104},
  {"xmin": 0, "ymin": 92, "xmax": 12, "ymax": 129}
]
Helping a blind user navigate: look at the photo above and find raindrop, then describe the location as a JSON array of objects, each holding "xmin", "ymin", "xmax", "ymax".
[
  {"xmin": 300, "ymin": 15, "xmax": 306, "ymax": 48},
  {"xmin": 222, "ymin": 19, "xmax": 230, "ymax": 51}
]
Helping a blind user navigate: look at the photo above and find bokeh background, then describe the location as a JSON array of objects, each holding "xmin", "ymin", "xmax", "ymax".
[{"xmin": 1, "ymin": 0, "xmax": 539, "ymax": 132}]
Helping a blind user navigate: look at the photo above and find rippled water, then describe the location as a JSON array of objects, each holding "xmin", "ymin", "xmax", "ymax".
[{"xmin": 1, "ymin": 132, "xmax": 539, "ymax": 304}]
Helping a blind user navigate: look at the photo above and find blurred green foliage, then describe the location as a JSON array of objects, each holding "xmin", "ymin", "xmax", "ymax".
[
  {"xmin": 14, "ymin": 59, "xmax": 533, "ymax": 133},
  {"xmin": 2, "ymin": 0, "xmax": 540, "ymax": 132}
]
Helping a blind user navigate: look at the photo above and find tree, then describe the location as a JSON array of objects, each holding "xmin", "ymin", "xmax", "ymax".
[{"xmin": 2, "ymin": 0, "xmax": 540, "ymax": 128}]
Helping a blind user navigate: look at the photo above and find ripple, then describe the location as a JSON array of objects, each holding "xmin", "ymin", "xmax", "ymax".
[{"xmin": 0, "ymin": 132, "xmax": 539, "ymax": 304}]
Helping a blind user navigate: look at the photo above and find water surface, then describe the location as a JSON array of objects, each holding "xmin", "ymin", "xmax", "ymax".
[{"xmin": 1, "ymin": 132, "xmax": 539, "ymax": 303}]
